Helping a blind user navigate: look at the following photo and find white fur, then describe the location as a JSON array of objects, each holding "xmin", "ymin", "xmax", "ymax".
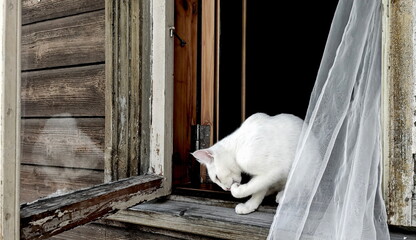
[{"xmin": 192, "ymin": 113, "xmax": 303, "ymax": 214}]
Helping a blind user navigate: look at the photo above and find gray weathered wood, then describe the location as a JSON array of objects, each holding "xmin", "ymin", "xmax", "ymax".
[
  {"xmin": 21, "ymin": 64, "xmax": 105, "ymax": 117},
  {"xmin": 21, "ymin": 118, "xmax": 104, "ymax": 169},
  {"xmin": 138, "ymin": 0, "xmax": 152, "ymax": 176},
  {"xmin": 22, "ymin": 0, "xmax": 104, "ymax": 25},
  {"xmin": 20, "ymin": 165, "xmax": 104, "ymax": 204},
  {"xmin": 105, "ymin": 0, "xmax": 145, "ymax": 181},
  {"xmin": 49, "ymin": 222, "xmax": 186, "ymax": 240},
  {"xmin": 147, "ymin": 0, "xmax": 174, "ymax": 193},
  {"xmin": 382, "ymin": 0, "xmax": 415, "ymax": 227},
  {"xmin": 110, "ymin": 198, "xmax": 274, "ymax": 240},
  {"xmin": 20, "ymin": 175, "xmax": 163, "ymax": 240},
  {"xmin": 22, "ymin": 10, "xmax": 104, "ymax": 71},
  {"xmin": 0, "ymin": 0, "xmax": 21, "ymax": 238}
]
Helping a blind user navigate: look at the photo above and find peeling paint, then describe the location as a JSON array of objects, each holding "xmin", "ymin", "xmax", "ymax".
[
  {"xmin": 30, "ymin": 215, "xmax": 54, "ymax": 226},
  {"xmin": 384, "ymin": 0, "xmax": 415, "ymax": 227}
]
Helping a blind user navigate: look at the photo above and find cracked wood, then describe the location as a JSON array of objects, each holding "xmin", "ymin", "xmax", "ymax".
[{"xmin": 20, "ymin": 175, "xmax": 163, "ymax": 240}]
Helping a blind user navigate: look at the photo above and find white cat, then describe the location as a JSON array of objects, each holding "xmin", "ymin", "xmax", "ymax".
[{"xmin": 192, "ymin": 113, "xmax": 303, "ymax": 214}]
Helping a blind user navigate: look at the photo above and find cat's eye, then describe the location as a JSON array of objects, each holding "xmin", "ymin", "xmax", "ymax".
[{"xmin": 215, "ymin": 175, "xmax": 222, "ymax": 183}]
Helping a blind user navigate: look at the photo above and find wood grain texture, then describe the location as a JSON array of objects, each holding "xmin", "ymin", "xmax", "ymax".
[
  {"xmin": 21, "ymin": 118, "xmax": 104, "ymax": 169},
  {"xmin": 20, "ymin": 175, "xmax": 163, "ymax": 240},
  {"xmin": 1, "ymin": 0, "xmax": 21, "ymax": 238},
  {"xmin": 22, "ymin": 0, "xmax": 104, "ymax": 25},
  {"xmin": 105, "ymin": 0, "xmax": 143, "ymax": 181},
  {"xmin": 383, "ymin": 0, "xmax": 415, "ymax": 227},
  {"xmin": 22, "ymin": 10, "xmax": 104, "ymax": 71},
  {"xmin": 20, "ymin": 165, "xmax": 104, "ymax": 204},
  {"xmin": 21, "ymin": 64, "xmax": 105, "ymax": 117},
  {"xmin": 173, "ymin": 0, "xmax": 198, "ymax": 184},
  {"xmin": 111, "ymin": 198, "xmax": 273, "ymax": 240},
  {"xmin": 200, "ymin": 0, "xmax": 215, "ymax": 133},
  {"xmin": 49, "ymin": 223, "xmax": 184, "ymax": 240},
  {"xmin": 200, "ymin": 0, "xmax": 216, "ymax": 183}
]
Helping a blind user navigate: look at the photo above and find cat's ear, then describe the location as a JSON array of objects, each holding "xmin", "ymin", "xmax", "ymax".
[{"xmin": 192, "ymin": 149, "xmax": 214, "ymax": 165}]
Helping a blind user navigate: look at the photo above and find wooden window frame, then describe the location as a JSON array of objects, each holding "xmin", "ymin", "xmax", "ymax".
[
  {"xmin": 381, "ymin": 0, "xmax": 415, "ymax": 228},
  {"xmin": 0, "ymin": 0, "xmax": 21, "ymax": 239},
  {"xmin": 0, "ymin": 0, "xmax": 413, "ymax": 238}
]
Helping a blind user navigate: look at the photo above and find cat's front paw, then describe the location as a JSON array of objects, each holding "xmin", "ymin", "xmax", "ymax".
[
  {"xmin": 235, "ymin": 203, "xmax": 256, "ymax": 215},
  {"xmin": 275, "ymin": 191, "xmax": 284, "ymax": 204},
  {"xmin": 231, "ymin": 183, "xmax": 245, "ymax": 198}
]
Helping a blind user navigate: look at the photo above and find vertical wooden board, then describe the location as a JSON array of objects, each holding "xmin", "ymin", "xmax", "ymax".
[
  {"xmin": 383, "ymin": 0, "xmax": 414, "ymax": 227},
  {"xmin": 105, "ymin": 0, "xmax": 143, "ymax": 181},
  {"xmin": 201, "ymin": 0, "xmax": 215, "ymax": 131},
  {"xmin": 173, "ymin": 0, "xmax": 198, "ymax": 184},
  {"xmin": 149, "ymin": 0, "xmax": 174, "ymax": 193},
  {"xmin": 21, "ymin": 10, "xmax": 105, "ymax": 71},
  {"xmin": 386, "ymin": 0, "xmax": 414, "ymax": 226},
  {"xmin": 200, "ymin": 0, "xmax": 216, "ymax": 182},
  {"xmin": 21, "ymin": 118, "xmax": 104, "ymax": 169},
  {"xmin": 0, "ymin": 0, "xmax": 21, "ymax": 238},
  {"xmin": 138, "ymin": 0, "xmax": 152, "ymax": 176},
  {"xmin": 21, "ymin": 65, "xmax": 105, "ymax": 117}
]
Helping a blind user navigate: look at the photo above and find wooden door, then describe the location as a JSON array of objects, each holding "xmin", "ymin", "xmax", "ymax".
[
  {"xmin": 173, "ymin": 0, "xmax": 198, "ymax": 185},
  {"xmin": 173, "ymin": 0, "xmax": 246, "ymax": 186}
]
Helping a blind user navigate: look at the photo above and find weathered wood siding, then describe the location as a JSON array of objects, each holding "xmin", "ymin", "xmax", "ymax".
[{"xmin": 21, "ymin": 0, "xmax": 105, "ymax": 204}]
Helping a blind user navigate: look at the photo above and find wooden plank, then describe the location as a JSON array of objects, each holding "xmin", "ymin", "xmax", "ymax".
[
  {"xmin": 173, "ymin": 0, "xmax": 198, "ymax": 184},
  {"xmin": 105, "ymin": 0, "xmax": 144, "ymax": 181},
  {"xmin": 200, "ymin": 0, "xmax": 216, "ymax": 183},
  {"xmin": 0, "ymin": 0, "xmax": 21, "ymax": 238},
  {"xmin": 22, "ymin": 10, "xmax": 104, "ymax": 71},
  {"xmin": 200, "ymin": 0, "xmax": 215, "ymax": 137},
  {"xmin": 21, "ymin": 64, "xmax": 105, "ymax": 117},
  {"xmin": 20, "ymin": 165, "xmax": 104, "ymax": 204},
  {"xmin": 110, "ymin": 198, "xmax": 273, "ymax": 240},
  {"xmin": 100, "ymin": 220, "xmax": 219, "ymax": 240},
  {"xmin": 382, "ymin": 0, "xmax": 415, "ymax": 227},
  {"xmin": 22, "ymin": 0, "xmax": 104, "ymax": 25},
  {"xmin": 412, "ymin": 199, "xmax": 416, "ymax": 227},
  {"xmin": 215, "ymin": 0, "xmax": 221, "ymax": 142},
  {"xmin": 148, "ymin": 0, "xmax": 174, "ymax": 192},
  {"xmin": 20, "ymin": 175, "xmax": 163, "ymax": 240},
  {"xmin": 21, "ymin": 118, "xmax": 104, "ymax": 169},
  {"xmin": 138, "ymin": 0, "xmax": 152, "ymax": 176},
  {"xmin": 49, "ymin": 223, "xmax": 184, "ymax": 240}
]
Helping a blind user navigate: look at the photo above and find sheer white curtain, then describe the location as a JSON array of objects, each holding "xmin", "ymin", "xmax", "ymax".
[{"xmin": 268, "ymin": 0, "xmax": 390, "ymax": 239}]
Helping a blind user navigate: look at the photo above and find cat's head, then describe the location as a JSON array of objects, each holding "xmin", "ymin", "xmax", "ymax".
[{"xmin": 192, "ymin": 148, "xmax": 242, "ymax": 191}]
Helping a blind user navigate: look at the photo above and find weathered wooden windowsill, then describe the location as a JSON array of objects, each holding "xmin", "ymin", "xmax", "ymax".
[
  {"xmin": 107, "ymin": 196, "xmax": 276, "ymax": 240},
  {"xmin": 20, "ymin": 175, "xmax": 163, "ymax": 240}
]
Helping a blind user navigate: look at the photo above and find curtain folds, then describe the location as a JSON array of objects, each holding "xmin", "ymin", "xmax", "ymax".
[{"xmin": 268, "ymin": 0, "xmax": 390, "ymax": 239}]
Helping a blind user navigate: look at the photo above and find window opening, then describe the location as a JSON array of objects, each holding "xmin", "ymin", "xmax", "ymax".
[{"xmin": 172, "ymin": 0, "xmax": 339, "ymax": 202}]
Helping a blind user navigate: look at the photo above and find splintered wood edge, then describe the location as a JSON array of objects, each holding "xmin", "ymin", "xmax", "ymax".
[{"xmin": 20, "ymin": 174, "xmax": 163, "ymax": 240}]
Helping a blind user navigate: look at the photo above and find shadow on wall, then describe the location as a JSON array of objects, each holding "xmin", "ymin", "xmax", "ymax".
[{"xmin": 21, "ymin": 114, "xmax": 105, "ymax": 203}]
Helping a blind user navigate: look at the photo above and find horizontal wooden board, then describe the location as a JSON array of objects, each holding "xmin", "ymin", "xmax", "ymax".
[
  {"xmin": 110, "ymin": 198, "xmax": 274, "ymax": 240},
  {"xmin": 21, "ymin": 118, "xmax": 104, "ymax": 170},
  {"xmin": 21, "ymin": 175, "xmax": 163, "ymax": 240},
  {"xmin": 21, "ymin": 64, "xmax": 105, "ymax": 117},
  {"xmin": 21, "ymin": 165, "xmax": 104, "ymax": 204},
  {"xmin": 22, "ymin": 10, "xmax": 104, "ymax": 71},
  {"xmin": 49, "ymin": 223, "xmax": 185, "ymax": 240},
  {"xmin": 22, "ymin": 0, "xmax": 104, "ymax": 25}
]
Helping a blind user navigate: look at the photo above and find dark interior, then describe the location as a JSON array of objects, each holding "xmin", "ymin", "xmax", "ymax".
[
  {"xmin": 175, "ymin": 0, "xmax": 339, "ymax": 199},
  {"xmin": 218, "ymin": 0, "xmax": 339, "ymax": 139}
]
